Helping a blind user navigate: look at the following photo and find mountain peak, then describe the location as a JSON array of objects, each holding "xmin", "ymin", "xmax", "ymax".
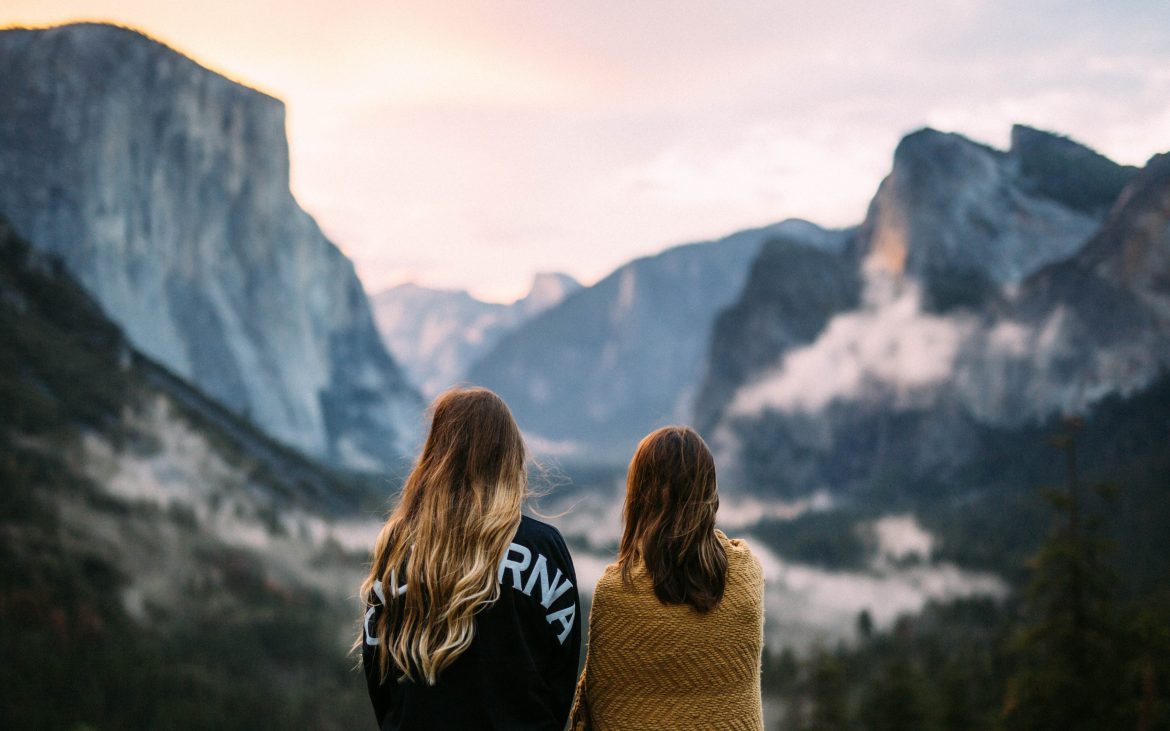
[
  {"xmin": 1009, "ymin": 124, "xmax": 1136, "ymax": 213},
  {"xmin": 892, "ymin": 127, "xmax": 1003, "ymax": 175},
  {"xmin": 0, "ymin": 22, "xmax": 283, "ymax": 108},
  {"xmin": 517, "ymin": 272, "xmax": 581, "ymax": 315},
  {"xmin": 370, "ymin": 273, "xmax": 581, "ymax": 398},
  {"xmin": 857, "ymin": 125, "xmax": 1104, "ymax": 305},
  {"xmin": 529, "ymin": 270, "xmax": 579, "ymax": 290},
  {"xmin": 1009, "ymin": 123, "xmax": 1105, "ymax": 162}
]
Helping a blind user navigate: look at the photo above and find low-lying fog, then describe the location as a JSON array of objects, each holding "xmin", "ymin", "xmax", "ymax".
[
  {"xmin": 540, "ymin": 478, "xmax": 1007, "ymax": 652},
  {"xmin": 96, "ymin": 406, "xmax": 1004, "ymax": 656}
]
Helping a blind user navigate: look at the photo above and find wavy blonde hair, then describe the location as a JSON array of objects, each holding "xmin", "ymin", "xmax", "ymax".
[{"xmin": 360, "ymin": 387, "xmax": 526, "ymax": 685}]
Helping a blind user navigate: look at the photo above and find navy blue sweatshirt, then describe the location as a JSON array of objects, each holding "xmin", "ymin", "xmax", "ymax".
[{"xmin": 362, "ymin": 516, "xmax": 581, "ymax": 730}]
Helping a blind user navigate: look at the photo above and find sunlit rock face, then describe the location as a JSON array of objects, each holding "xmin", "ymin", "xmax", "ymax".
[
  {"xmin": 704, "ymin": 127, "xmax": 1168, "ymax": 495},
  {"xmin": 0, "ymin": 23, "xmax": 421, "ymax": 469},
  {"xmin": 466, "ymin": 221, "xmax": 832, "ymax": 461},
  {"xmin": 856, "ymin": 126, "xmax": 1116, "ymax": 310},
  {"xmin": 371, "ymin": 273, "xmax": 580, "ymax": 399}
]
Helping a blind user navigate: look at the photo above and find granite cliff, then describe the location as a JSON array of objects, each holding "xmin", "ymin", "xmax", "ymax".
[
  {"xmin": 855, "ymin": 126, "xmax": 1123, "ymax": 309},
  {"xmin": 701, "ymin": 126, "xmax": 1167, "ymax": 494},
  {"xmin": 0, "ymin": 23, "xmax": 421, "ymax": 469}
]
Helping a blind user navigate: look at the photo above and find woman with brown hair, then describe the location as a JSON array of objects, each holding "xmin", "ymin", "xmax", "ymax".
[
  {"xmin": 570, "ymin": 426, "xmax": 765, "ymax": 731},
  {"xmin": 359, "ymin": 387, "xmax": 581, "ymax": 730}
]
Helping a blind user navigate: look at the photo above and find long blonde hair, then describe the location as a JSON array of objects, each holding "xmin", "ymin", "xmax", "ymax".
[{"xmin": 360, "ymin": 387, "xmax": 526, "ymax": 684}]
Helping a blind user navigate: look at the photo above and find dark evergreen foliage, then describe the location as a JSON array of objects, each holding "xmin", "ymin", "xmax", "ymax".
[{"xmin": 0, "ymin": 219, "xmax": 375, "ymax": 729}]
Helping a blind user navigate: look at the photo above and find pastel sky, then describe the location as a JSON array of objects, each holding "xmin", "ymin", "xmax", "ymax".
[{"xmin": 6, "ymin": 1, "xmax": 1170, "ymax": 301}]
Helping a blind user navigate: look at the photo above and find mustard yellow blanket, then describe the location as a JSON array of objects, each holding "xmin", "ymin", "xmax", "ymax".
[{"xmin": 570, "ymin": 531, "xmax": 765, "ymax": 731}]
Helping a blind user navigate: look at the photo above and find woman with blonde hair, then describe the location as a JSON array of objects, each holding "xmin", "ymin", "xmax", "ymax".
[
  {"xmin": 571, "ymin": 426, "xmax": 765, "ymax": 730},
  {"xmin": 360, "ymin": 387, "xmax": 580, "ymax": 730}
]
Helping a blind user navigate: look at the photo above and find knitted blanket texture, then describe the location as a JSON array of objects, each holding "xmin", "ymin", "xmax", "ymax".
[{"xmin": 570, "ymin": 531, "xmax": 765, "ymax": 731}]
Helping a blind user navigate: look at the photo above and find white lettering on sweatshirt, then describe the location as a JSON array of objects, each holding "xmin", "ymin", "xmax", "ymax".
[{"xmin": 365, "ymin": 543, "xmax": 576, "ymax": 646}]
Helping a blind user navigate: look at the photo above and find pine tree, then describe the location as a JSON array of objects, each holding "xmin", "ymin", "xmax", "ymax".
[
  {"xmin": 796, "ymin": 649, "xmax": 850, "ymax": 731},
  {"xmin": 856, "ymin": 609, "xmax": 874, "ymax": 641},
  {"xmin": 939, "ymin": 660, "xmax": 977, "ymax": 731},
  {"xmin": 858, "ymin": 652, "xmax": 930, "ymax": 731},
  {"xmin": 1002, "ymin": 418, "xmax": 1126, "ymax": 730},
  {"xmin": 1127, "ymin": 588, "xmax": 1170, "ymax": 731}
]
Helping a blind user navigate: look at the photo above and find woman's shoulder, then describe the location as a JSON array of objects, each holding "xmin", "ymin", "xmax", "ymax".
[
  {"xmin": 716, "ymin": 530, "xmax": 765, "ymax": 585},
  {"xmin": 516, "ymin": 514, "xmax": 572, "ymax": 555},
  {"xmin": 595, "ymin": 561, "xmax": 623, "ymax": 590},
  {"xmin": 518, "ymin": 513, "xmax": 564, "ymax": 540},
  {"xmin": 715, "ymin": 529, "xmax": 757, "ymax": 556},
  {"xmin": 590, "ymin": 561, "xmax": 630, "ymax": 603}
]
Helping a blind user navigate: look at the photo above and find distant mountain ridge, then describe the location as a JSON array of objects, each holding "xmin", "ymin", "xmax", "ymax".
[
  {"xmin": 371, "ymin": 272, "xmax": 580, "ymax": 397},
  {"xmin": 467, "ymin": 220, "xmax": 847, "ymax": 460},
  {"xmin": 0, "ymin": 23, "xmax": 421, "ymax": 470}
]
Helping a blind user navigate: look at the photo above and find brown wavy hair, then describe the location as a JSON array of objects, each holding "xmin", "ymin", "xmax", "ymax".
[
  {"xmin": 618, "ymin": 426, "xmax": 727, "ymax": 612},
  {"xmin": 359, "ymin": 387, "xmax": 526, "ymax": 684}
]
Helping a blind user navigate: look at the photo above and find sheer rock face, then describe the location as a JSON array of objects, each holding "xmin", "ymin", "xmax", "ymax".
[
  {"xmin": 0, "ymin": 23, "xmax": 421, "ymax": 469},
  {"xmin": 855, "ymin": 127, "xmax": 1113, "ymax": 311},
  {"xmin": 703, "ymin": 127, "xmax": 1168, "ymax": 495}
]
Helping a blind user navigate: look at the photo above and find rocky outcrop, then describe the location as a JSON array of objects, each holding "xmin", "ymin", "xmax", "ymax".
[
  {"xmin": 984, "ymin": 150, "xmax": 1170, "ymax": 421},
  {"xmin": 371, "ymin": 272, "xmax": 580, "ymax": 398},
  {"xmin": 0, "ymin": 23, "xmax": 421, "ymax": 469},
  {"xmin": 1010, "ymin": 124, "xmax": 1138, "ymax": 214},
  {"xmin": 704, "ymin": 126, "xmax": 1169, "ymax": 494},
  {"xmin": 1077, "ymin": 152, "xmax": 1170, "ymax": 320},
  {"xmin": 855, "ymin": 127, "xmax": 1109, "ymax": 311},
  {"xmin": 694, "ymin": 232, "xmax": 859, "ymax": 434}
]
